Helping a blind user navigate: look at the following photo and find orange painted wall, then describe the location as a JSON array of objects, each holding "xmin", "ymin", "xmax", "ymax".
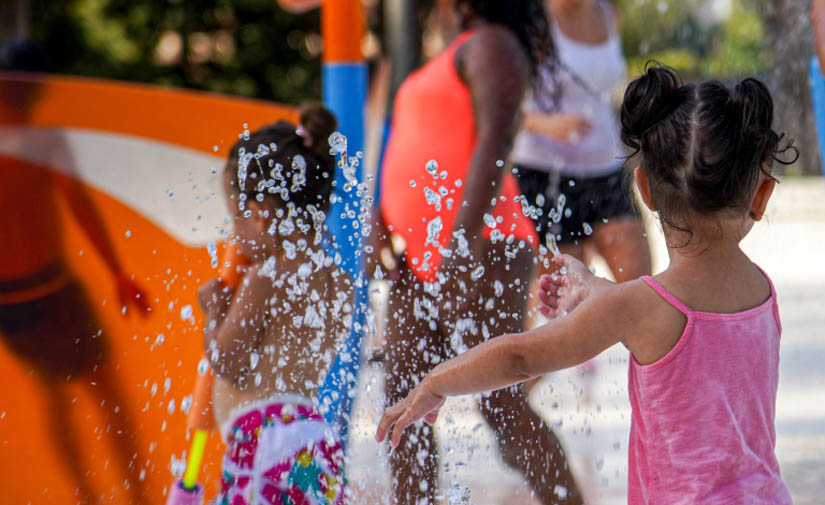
[{"xmin": 0, "ymin": 74, "xmax": 299, "ymax": 504}]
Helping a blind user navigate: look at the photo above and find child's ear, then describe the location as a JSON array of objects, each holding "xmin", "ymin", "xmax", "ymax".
[
  {"xmin": 634, "ymin": 167, "xmax": 656, "ymax": 212},
  {"xmin": 749, "ymin": 177, "xmax": 776, "ymax": 221},
  {"xmin": 248, "ymin": 201, "xmax": 270, "ymax": 233}
]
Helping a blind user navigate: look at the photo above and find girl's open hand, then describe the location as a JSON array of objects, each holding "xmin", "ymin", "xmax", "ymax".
[
  {"xmin": 375, "ymin": 379, "xmax": 445, "ymax": 448},
  {"xmin": 537, "ymin": 254, "xmax": 597, "ymax": 318}
]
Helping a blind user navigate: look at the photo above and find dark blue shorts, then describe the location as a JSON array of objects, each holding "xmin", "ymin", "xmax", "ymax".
[{"xmin": 513, "ymin": 165, "xmax": 638, "ymax": 245}]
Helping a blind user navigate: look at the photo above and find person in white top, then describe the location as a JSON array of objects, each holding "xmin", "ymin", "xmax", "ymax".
[{"xmin": 512, "ymin": 0, "xmax": 651, "ymax": 290}]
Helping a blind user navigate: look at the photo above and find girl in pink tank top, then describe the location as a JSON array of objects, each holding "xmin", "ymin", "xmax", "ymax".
[{"xmin": 377, "ymin": 63, "xmax": 796, "ymax": 504}]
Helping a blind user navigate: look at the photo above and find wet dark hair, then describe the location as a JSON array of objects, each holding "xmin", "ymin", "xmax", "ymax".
[
  {"xmin": 620, "ymin": 62, "xmax": 797, "ymax": 243},
  {"xmin": 457, "ymin": 0, "xmax": 558, "ymax": 102},
  {"xmin": 225, "ymin": 103, "xmax": 338, "ymax": 215}
]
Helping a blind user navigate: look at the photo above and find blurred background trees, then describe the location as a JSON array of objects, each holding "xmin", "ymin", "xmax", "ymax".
[
  {"xmin": 1, "ymin": 0, "xmax": 819, "ymax": 173},
  {"xmin": 23, "ymin": 0, "xmax": 323, "ymax": 104}
]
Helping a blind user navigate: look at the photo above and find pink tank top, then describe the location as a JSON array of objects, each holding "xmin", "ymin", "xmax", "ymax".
[{"xmin": 628, "ymin": 273, "xmax": 791, "ymax": 504}]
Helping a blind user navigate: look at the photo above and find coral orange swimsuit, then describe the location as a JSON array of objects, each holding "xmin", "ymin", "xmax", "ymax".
[{"xmin": 380, "ymin": 31, "xmax": 538, "ymax": 283}]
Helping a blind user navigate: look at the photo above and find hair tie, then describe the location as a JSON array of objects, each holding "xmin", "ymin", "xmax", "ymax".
[{"xmin": 295, "ymin": 125, "xmax": 313, "ymax": 149}]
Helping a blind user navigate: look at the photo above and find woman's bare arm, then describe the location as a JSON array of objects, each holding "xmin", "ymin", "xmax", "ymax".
[{"xmin": 450, "ymin": 25, "xmax": 529, "ymax": 244}]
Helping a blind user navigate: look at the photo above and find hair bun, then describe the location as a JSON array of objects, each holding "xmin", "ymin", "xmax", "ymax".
[
  {"xmin": 299, "ymin": 103, "xmax": 338, "ymax": 160},
  {"xmin": 620, "ymin": 61, "xmax": 687, "ymax": 155}
]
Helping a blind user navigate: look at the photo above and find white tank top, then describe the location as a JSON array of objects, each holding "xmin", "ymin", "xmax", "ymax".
[{"xmin": 512, "ymin": 2, "xmax": 627, "ymax": 177}]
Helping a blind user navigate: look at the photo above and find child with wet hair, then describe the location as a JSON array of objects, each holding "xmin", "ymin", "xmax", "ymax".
[
  {"xmin": 377, "ymin": 63, "xmax": 796, "ymax": 504},
  {"xmin": 199, "ymin": 104, "xmax": 350, "ymax": 505}
]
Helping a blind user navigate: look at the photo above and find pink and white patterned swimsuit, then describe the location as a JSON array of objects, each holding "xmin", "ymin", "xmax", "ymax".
[{"xmin": 218, "ymin": 395, "xmax": 345, "ymax": 505}]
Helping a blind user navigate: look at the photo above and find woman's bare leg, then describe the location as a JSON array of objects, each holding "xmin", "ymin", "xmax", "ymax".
[
  {"xmin": 384, "ymin": 264, "xmax": 444, "ymax": 505},
  {"xmin": 458, "ymin": 243, "xmax": 583, "ymax": 505},
  {"xmin": 590, "ymin": 216, "xmax": 651, "ymax": 282}
]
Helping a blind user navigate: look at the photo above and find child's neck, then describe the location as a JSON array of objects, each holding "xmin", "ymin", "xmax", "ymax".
[{"xmin": 666, "ymin": 236, "xmax": 746, "ymax": 273}]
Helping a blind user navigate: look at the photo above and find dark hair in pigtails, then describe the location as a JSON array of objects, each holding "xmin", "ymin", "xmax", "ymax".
[
  {"xmin": 225, "ymin": 103, "xmax": 339, "ymax": 214},
  {"xmin": 299, "ymin": 102, "xmax": 338, "ymax": 167},
  {"xmin": 620, "ymin": 62, "xmax": 695, "ymax": 190},
  {"xmin": 620, "ymin": 61, "xmax": 797, "ymax": 246}
]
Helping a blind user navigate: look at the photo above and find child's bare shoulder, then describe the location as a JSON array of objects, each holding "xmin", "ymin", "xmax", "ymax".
[
  {"xmin": 610, "ymin": 277, "xmax": 689, "ymax": 365},
  {"xmin": 581, "ymin": 278, "xmax": 684, "ymax": 348}
]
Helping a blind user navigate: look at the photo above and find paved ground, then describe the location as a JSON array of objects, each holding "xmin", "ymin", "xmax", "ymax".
[{"xmin": 345, "ymin": 176, "xmax": 825, "ymax": 505}]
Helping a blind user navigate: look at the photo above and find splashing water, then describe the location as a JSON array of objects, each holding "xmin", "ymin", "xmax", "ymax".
[
  {"xmin": 424, "ymin": 187, "xmax": 442, "ymax": 211},
  {"xmin": 328, "ymin": 131, "xmax": 347, "ymax": 155},
  {"xmin": 207, "ymin": 240, "xmax": 218, "ymax": 268},
  {"xmin": 426, "ymin": 217, "xmax": 444, "ymax": 247},
  {"xmin": 483, "ymin": 213, "xmax": 497, "ymax": 229},
  {"xmin": 426, "ymin": 159, "xmax": 439, "ymax": 178},
  {"xmin": 197, "ymin": 358, "xmax": 210, "ymax": 375},
  {"xmin": 446, "ymin": 477, "xmax": 472, "ymax": 505}
]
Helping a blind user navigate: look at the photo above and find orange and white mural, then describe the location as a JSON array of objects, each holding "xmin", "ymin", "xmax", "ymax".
[{"xmin": 0, "ymin": 72, "xmax": 298, "ymax": 504}]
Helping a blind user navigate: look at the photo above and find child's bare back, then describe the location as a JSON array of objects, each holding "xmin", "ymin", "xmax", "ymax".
[{"xmin": 210, "ymin": 256, "xmax": 352, "ymax": 425}]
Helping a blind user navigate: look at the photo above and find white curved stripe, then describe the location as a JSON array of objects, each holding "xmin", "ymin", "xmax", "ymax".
[{"xmin": 0, "ymin": 126, "xmax": 229, "ymax": 246}]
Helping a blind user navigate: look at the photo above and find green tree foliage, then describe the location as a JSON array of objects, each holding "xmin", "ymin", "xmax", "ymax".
[
  {"xmin": 618, "ymin": 0, "xmax": 770, "ymax": 80},
  {"xmin": 29, "ymin": 0, "xmax": 323, "ymax": 104}
]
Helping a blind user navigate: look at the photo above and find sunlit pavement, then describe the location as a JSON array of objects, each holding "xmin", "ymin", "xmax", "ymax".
[{"xmin": 345, "ymin": 176, "xmax": 825, "ymax": 505}]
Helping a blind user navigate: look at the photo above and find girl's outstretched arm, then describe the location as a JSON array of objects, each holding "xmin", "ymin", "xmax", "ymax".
[{"xmin": 376, "ymin": 277, "xmax": 641, "ymax": 447}]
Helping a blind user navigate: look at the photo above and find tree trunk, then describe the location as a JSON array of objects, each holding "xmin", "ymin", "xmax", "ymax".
[
  {"xmin": 0, "ymin": 0, "xmax": 30, "ymax": 46},
  {"xmin": 763, "ymin": 0, "xmax": 821, "ymax": 175}
]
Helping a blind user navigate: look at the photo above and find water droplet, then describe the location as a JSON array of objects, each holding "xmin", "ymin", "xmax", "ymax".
[
  {"xmin": 471, "ymin": 265, "xmax": 485, "ymax": 281},
  {"xmin": 124, "ymin": 230, "xmax": 131, "ymax": 238},
  {"xmin": 446, "ymin": 477, "xmax": 471, "ymax": 505},
  {"xmin": 207, "ymin": 240, "xmax": 218, "ymax": 268},
  {"xmin": 328, "ymin": 132, "xmax": 347, "ymax": 155},
  {"xmin": 583, "ymin": 222, "xmax": 593, "ymax": 235},
  {"xmin": 425, "ymin": 217, "xmax": 443, "ymax": 247},
  {"xmin": 425, "ymin": 159, "xmax": 438, "ymax": 177},
  {"xmin": 180, "ymin": 305, "xmax": 193, "ymax": 320},
  {"xmin": 554, "ymin": 485, "xmax": 568, "ymax": 500},
  {"xmin": 483, "ymin": 213, "xmax": 497, "ymax": 229},
  {"xmin": 170, "ymin": 455, "xmax": 186, "ymax": 477},
  {"xmin": 197, "ymin": 358, "xmax": 210, "ymax": 375}
]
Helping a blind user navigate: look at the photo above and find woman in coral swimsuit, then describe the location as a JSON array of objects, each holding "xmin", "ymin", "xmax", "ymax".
[{"xmin": 371, "ymin": 1, "xmax": 583, "ymax": 503}]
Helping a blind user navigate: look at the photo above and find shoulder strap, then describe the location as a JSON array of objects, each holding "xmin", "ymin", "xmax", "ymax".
[
  {"xmin": 641, "ymin": 276, "xmax": 693, "ymax": 316},
  {"xmin": 753, "ymin": 264, "xmax": 782, "ymax": 334}
]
